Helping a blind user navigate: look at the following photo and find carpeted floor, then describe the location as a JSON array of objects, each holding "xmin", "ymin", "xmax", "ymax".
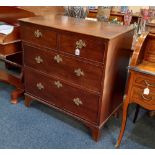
[{"xmin": 0, "ymin": 81, "xmax": 155, "ymax": 149}]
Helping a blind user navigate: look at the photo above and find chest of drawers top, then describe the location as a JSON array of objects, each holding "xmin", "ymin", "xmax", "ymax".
[{"xmin": 19, "ymin": 14, "xmax": 133, "ymax": 40}]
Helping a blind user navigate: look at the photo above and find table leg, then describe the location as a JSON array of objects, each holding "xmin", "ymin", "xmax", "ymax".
[
  {"xmin": 115, "ymin": 99, "xmax": 129, "ymax": 148},
  {"xmin": 133, "ymin": 104, "xmax": 140, "ymax": 123}
]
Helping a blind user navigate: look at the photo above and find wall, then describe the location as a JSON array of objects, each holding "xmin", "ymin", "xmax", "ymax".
[
  {"xmin": 18, "ymin": 6, "xmax": 64, "ymax": 16},
  {"xmin": 128, "ymin": 6, "xmax": 149, "ymax": 13}
]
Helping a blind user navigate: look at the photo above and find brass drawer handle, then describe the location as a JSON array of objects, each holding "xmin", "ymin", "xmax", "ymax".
[
  {"xmin": 76, "ymin": 40, "xmax": 86, "ymax": 49},
  {"xmin": 54, "ymin": 55, "xmax": 63, "ymax": 63},
  {"xmin": 74, "ymin": 68, "xmax": 84, "ymax": 77},
  {"xmin": 73, "ymin": 98, "xmax": 83, "ymax": 106},
  {"xmin": 34, "ymin": 29, "xmax": 42, "ymax": 38},
  {"xmin": 141, "ymin": 94, "xmax": 153, "ymax": 101},
  {"xmin": 35, "ymin": 56, "xmax": 43, "ymax": 64},
  {"xmin": 54, "ymin": 81, "xmax": 63, "ymax": 88},
  {"xmin": 36, "ymin": 83, "xmax": 44, "ymax": 90},
  {"xmin": 144, "ymin": 80, "xmax": 155, "ymax": 87}
]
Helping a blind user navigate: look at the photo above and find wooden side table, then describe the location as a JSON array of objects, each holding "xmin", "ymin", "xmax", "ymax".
[
  {"xmin": 115, "ymin": 32, "xmax": 155, "ymax": 147},
  {"xmin": 133, "ymin": 23, "xmax": 155, "ymax": 120},
  {"xmin": 0, "ymin": 6, "xmax": 35, "ymax": 104},
  {"xmin": 0, "ymin": 25, "xmax": 23, "ymax": 103}
]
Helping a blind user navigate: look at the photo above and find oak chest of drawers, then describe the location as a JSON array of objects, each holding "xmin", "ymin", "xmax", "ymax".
[{"xmin": 19, "ymin": 14, "xmax": 134, "ymax": 141}]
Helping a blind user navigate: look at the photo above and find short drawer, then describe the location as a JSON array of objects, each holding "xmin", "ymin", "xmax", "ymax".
[
  {"xmin": 20, "ymin": 23, "xmax": 58, "ymax": 50},
  {"xmin": 23, "ymin": 44, "xmax": 103, "ymax": 93},
  {"xmin": 24, "ymin": 68, "xmax": 100, "ymax": 123},
  {"xmin": 133, "ymin": 73, "xmax": 155, "ymax": 91},
  {"xmin": 131, "ymin": 86, "xmax": 155, "ymax": 108},
  {"xmin": 59, "ymin": 32, "xmax": 106, "ymax": 63}
]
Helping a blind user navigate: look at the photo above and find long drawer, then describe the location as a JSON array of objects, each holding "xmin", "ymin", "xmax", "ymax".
[
  {"xmin": 133, "ymin": 73, "xmax": 155, "ymax": 91},
  {"xmin": 20, "ymin": 23, "xmax": 58, "ymax": 50},
  {"xmin": 24, "ymin": 68, "xmax": 100, "ymax": 123},
  {"xmin": 23, "ymin": 44, "xmax": 103, "ymax": 93},
  {"xmin": 59, "ymin": 32, "xmax": 106, "ymax": 63}
]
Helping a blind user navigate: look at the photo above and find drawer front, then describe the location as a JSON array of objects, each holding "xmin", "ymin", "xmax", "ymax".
[
  {"xmin": 23, "ymin": 44, "xmax": 103, "ymax": 93},
  {"xmin": 59, "ymin": 32, "xmax": 106, "ymax": 62},
  {"xmin": 24, "ymin": 68, "xmax": 99, "ymax": 123},
  {"xmin": 134, "ymin": 73, "xmax": 155, "ymax": 91},
  {"xmin": 20, "ymin": 24, "xmax": 58, "ymax": 50},
  {"xmin": 131, "ymin": 86, "xmax": 155, "ymax": 108}
]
